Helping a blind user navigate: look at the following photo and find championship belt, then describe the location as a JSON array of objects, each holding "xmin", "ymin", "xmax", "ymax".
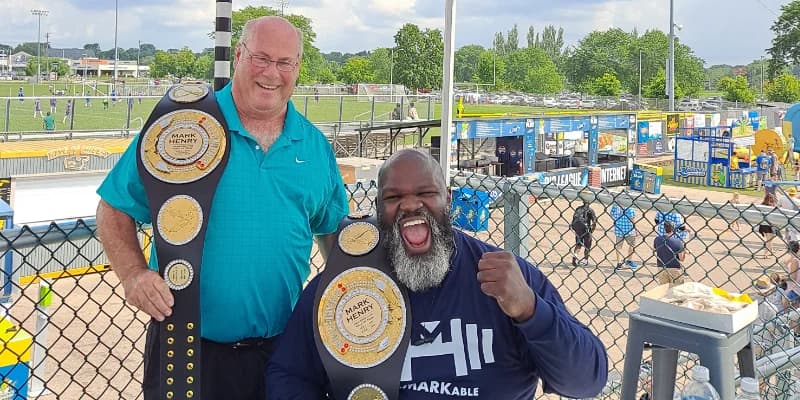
[
  {"xmin": 313, "ymin": 214, "xmax": 411, "ymax": 400},
  {"xmin": 136, "ymin": 82, "xmax": 230, "ymax": 400}
]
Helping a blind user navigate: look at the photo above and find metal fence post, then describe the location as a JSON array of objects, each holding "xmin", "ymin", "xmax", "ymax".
[
  {"xmin": 370, "ymin": 96, "xmax": 375, "ymax": 125},
  {"xmin": 28, "ymin": 279, "xmax": 52, "ymax": 397},
  {"xmin": 338, "ymin": 96, "xmax": 344, "ymax": 132},
  {"xmin": 69, "ymin": 100, "xmax": 76, "ymax": 132},
  {"xmin": 4, "ymin": 98, "xmax": 9, "ymax": 141},
  {"xmin": 501, "ymin": 182, "xmax": 531, "ymax": 257},
  {"xmin": 304, "ymin": 95, "xmax": 309, "ymax": 117},
  {"xmin": 427, "ymin": 96, "xmax": 432, "ymax": 120}
]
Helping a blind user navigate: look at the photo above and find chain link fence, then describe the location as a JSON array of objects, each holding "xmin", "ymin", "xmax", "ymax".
[{"xmin": 0, "ymin": 174, "xmax": 798, "ymax": 399}]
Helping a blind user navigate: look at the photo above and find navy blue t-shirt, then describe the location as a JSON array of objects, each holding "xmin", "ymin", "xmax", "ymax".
[
  {"xmin": 654, "ymin": 234, "xmax": 684, "ymax": 268},
  {"xmin": 266, "ymin": 230, "xmax": 608, "ymax": 399}
]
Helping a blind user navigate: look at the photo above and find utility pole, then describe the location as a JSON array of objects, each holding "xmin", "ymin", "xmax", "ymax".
[
  {"xmin": 276, "ymin": 0, "xmax": 288, "ymax": 16},
  {"xmin": 113, "ymin": 0, "xmax": 119, "ymax": 90},
  {"xmin": 668, "ymin": 0, "xmax": 675, "ymax": 111},
  {"xmin": 137, "ymin": 40, "xmax": 141, "ymax": 79},
  {"xmin": 639, "ymin": 49, "xmax": 643, "ymax": 104},
  {"xmin": 760, "ymin": 56, "xmax": 765, "ymax": 99},
  {"xmin": 31, "ymin": 9, "xmax": 49, "ymax": 85}
]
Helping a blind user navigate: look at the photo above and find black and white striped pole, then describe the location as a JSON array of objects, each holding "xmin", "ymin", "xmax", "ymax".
[{"xmin": 214, "ymin": 0, "xmax": 232, "ymax": 91}]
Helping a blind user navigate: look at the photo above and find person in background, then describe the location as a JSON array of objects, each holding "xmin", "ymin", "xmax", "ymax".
[
  {"xmin": 42, "ymin": 111, "xmax": 55, "ymax": 131},
  {"xmin": 793, "ymin": 152, "xmax": 800, "ymax": 181},
  {"xmin": 758, "ymin": 193, "xmax": 779, "ymax": 260},
  {"xmin": 655, "ymin": 211, "xmax": 688, "ymax": 241},
  {"xmin": 570, "ymin": 198, "xmax": 597, "ymax": 267},
  {"xmin": 33, "ymin": 98, "xmax": 43, "ymax": 118},
  {"xmin": 611, "ymin": 203, "xmax": 638, "ymax": 270},
  {"xmin": 778, "ymin": 187, "xmax": 799, "ymax": 242},
  {"xmin": 391, "ymin": 103, "xmax": 402, "ymax": 120},
  {"xmin": 782, "ymin": 241, "xmax": 800, "ymax": 307},
  {"xmin": 407, "ymin": 102, "xmax": 419, "ymax": 120},
  {"xmin": 730, "ymin": 192, "xmax": 741, "ymax": 232},
  {"xmin": 654, "ymin": 221, "xmax": 686, "ymax": 286},
  {"xmin": 267, "ymin": 149, "xmax": 609, "ymax": 399},
  {"xmin": 62, "ymin": 99, "xmax": 73, "ymax": 124},
  {"xmin": 756, "ymin": 149, "xmax": 772, "ymax": 191},
  {"xmin": 95, "ymin": 16, "xmax": 348, "ymax": 399}
]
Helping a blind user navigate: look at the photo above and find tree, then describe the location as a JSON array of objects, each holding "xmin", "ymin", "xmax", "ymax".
[
  {"xmin": 475, "ymin": 50, "xmax": 504, "ymax": 88},
  {"xmin": 567, "ymin": 28, "xmax": 704, "ymax": 96},
  {"xmin": 454, "ymin": 45, "xmax": 484, "ymax": 82},
  {"xmin": 526, "ymin": 26, "xmax": 536, "ymax": 48},
  {"xmin": 393, "ymin": 23, "xmax": 444, "ymax": 91},
  {"xmin": 590, "ymin": 73, "xmax": 622, "ymax": 96},
  {"xmin": 538, "ymin": 25, "xmax": 565, "ymax": 62},
  {"xmin": 26, "ymin": 57, "xmax": 68, "ymax": 77},
  {"xmin": 503, "ymin": 47, "xmax": 563, "ymax": 93},
  {"xmin": 82, "ymin": 43, "xmax": 101, "ymax": 57},
  {"xmin": 316, "ymin": 62, "xmax": 337, "ymax": 84},
  {"xmin": 705, "ymin": 65, "xmax": 733, "ymax": 90},
  {"xmin": 643, "ymin": 70, "xmax": 684, "ymax": 99},
  {"xmin": 493, "ymin": 32, "xmax": 506, "ymax": 56},
  {"xmin": 564, "ymin": 28, "xmax": 636, "ymax": 93},
  {"xmin": 339, "ymin": 57, "xmax": 374, "ymax": 84},
  {"xmin": 367, "ymin": 48, "xmax": 392, "ymax": 83},
  {"xmin": 745, "ymin": 59, "xmax": 768, "ymax": 96},
  {"xmin": 766, "ymin": 72, "xmax": 800, "ymax": 102},
  {"xmin": 139, "ymin": 43, "xmax": 156, "ymax": 59},
  {"xmin": 193, "ymin": 54, "xmax": 214, "ymax": 80},
  {"xmin": 173, "ymin": 48, "xmax": 198, "ymax": 78},
  {"xmin": 768, "ymin": 1, "xmax": 800, "ymax": 77},
  {"xmin": 718, "ymin": 76, "xmax": 755, "ymax": 104},
  {"xmin": 506, "ymin": 24, "xmax": 519, "ymax": 53},
  {"xmin": 149, "ymin": 51, "xmax": 171, "ymax": 78},
  {"xmin": 14, "ymin": 42, "xmax": 40, "ymax": 56}
]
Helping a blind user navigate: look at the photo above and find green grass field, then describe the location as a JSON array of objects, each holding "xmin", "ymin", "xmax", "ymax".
[{"xmin": 0, "ymin": 81, "xmax": 453, "ymax": 134}]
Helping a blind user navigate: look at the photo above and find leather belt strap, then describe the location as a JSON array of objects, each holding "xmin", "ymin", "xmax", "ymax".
[
  {"xmin": 136, "ymin": 83, "xmax": 231, "ymax": 400},
  {"xmin": 313, "ymin": 215, "xmax": 411, "ymax": 400}
]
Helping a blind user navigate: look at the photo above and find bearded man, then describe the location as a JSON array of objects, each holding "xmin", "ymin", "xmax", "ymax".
[{"xmin": 266, "ymin": 149, "xmax": 608, "ymax": 399}]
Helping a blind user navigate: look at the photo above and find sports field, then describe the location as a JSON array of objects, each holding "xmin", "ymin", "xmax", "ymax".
[{"xmin": 0, "ymin": 81, "xmax": 449, "ymax": 133}]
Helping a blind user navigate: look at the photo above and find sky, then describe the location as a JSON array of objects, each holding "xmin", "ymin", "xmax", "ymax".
[{"xmin": 0, "ymin": 0, "xmax": 790, "ymax": 66}]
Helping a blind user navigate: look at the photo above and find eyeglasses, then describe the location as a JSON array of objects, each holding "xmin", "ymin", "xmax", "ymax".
[{"xmin": 240, "ymin": 42, "xmax": 298, "ymax": 72}]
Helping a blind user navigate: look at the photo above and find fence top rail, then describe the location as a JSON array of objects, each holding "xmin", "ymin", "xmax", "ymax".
[
  {"xmin": 452, "ymin": 171, "xmax": 800, "ymax": 228},
  {"xmin": 0, "ymin": 218, "xmax": 98, "ymax": 253}
]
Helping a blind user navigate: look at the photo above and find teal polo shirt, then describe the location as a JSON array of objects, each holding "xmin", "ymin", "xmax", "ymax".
[{"xmin": 97, "ymin": 83, "xmax": 348, "ymax": 342}]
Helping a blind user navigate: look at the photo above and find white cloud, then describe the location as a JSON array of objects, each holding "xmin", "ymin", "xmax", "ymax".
[{"xmin": 0, "ymin": 0, "xmax": 791, "ymax": 65}]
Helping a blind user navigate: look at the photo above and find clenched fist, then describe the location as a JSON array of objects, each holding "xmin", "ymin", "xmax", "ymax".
[{"xmin": 477, "ymin": 251, "xmax": 536, "ymax": 322}]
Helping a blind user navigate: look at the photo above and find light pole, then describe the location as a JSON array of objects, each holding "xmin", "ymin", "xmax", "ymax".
[
  {"xmin": 31, "ymin": 9, "xmax": 48, "ymax": 85},
  {"xmin": 668, "ymin": 0, "xmax": 675, "ymax": 111},
  {"xmin": 639, "ymin": 49, "xmax": 643, "ymax": 104},
  {"xmin": 113, "ymin": 0, "xmax": 119, "ymax": 90},
  {"xmin": 389, "ymin": 47, "xmax": 394, "ymax": 102},
  {"xmin": 760, "ymin": 56, "xmax": 765, "ymax": 99},
  {"xmin": 82, "ymin": 53, "xmax": 87, "ymax": 96},
  {"xmin": 137, "ymin": 40, "xmax": 141, "ymax": 79},
  {"xmin": 276, "ymin": 0, "xmax": 289, "ymax": 16}
]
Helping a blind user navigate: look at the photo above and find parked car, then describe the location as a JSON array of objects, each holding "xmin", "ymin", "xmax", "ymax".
[{"xmin": 677, "ymin": 99, "xmax": 701, "ymax": 111}]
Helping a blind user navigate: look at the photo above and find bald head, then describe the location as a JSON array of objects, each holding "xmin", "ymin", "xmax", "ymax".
[
  {"xmin": 378, "ymin": 149, "xmax": 445, "ymax": 192},
  {"xmin": 240, "ymin": 16, "xmax": 304, "ymax": 59}
]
